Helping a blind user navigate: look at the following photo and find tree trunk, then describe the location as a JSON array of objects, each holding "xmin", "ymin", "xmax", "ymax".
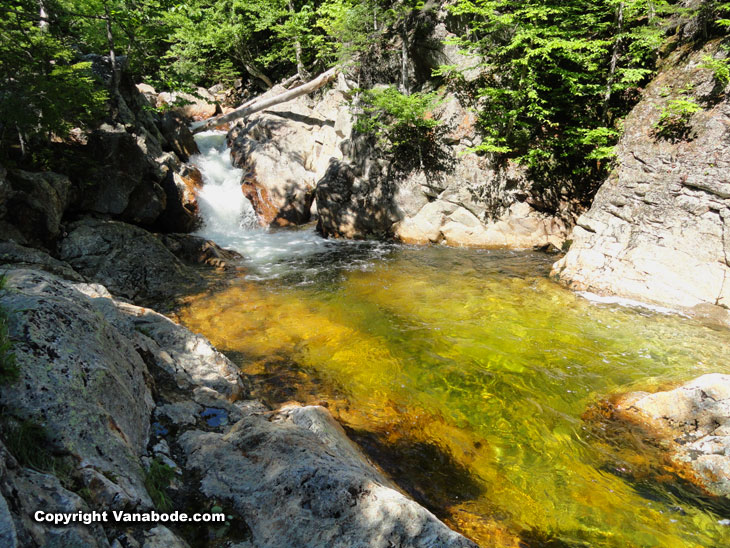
[
  {"xmin": 289, "ymin": 0, "xmax": 310, "ymax": 81},
  {"xmin": 193, "ymin": 67, "xmax": 338, "ymax": 134},
  {"xmin": 38, "ymin": 0, "xmax": 49, "ymax": 31},
  {"xmin": 603, "ymin": 2, "xmax": 624, "ymax": 120},
  {"xmin": 103, "ymin": 3, "xmax": 120, "ymax": 100}
]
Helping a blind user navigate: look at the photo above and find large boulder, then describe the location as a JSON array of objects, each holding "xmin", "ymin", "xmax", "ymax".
[
  {"xmin": 552, "ymin": 40, "xmax": 730, "ymax": 322},
  {"xmin": 156, "ymin": 165, "xmax": 202, "ymax": 233},
  {"xmin": 0, "ymin": 168, "xmax": 73, "ymax": 247},
  {"xmin": 73, "ymin": 125, "xmax": 167, "ymax": 225},
  {"xmin": 595, "ymin": 374, "xmax": 730, "ymax": 499},
  {"xmin": 156, "ymin": 89, "xmax": 219, "ymax": 121},
  {"xmin": 227, "ymin": 86, "xmax": 350, "ymax": 226},
  {"xmin": 0, "ymin": 269, "xmax": 156, "ymax": 511},
  {"xmin": 59, "ymin": 218, "xmax": 203, "ymax": 303},
  {"xmin": 179, "ymin": 404, "xmax": 477, "ymax": 548}
]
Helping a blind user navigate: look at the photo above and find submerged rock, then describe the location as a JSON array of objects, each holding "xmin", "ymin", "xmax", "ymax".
[{"xmin": 552, "ymin": 41, "xmax": 730, "ymax": 322}]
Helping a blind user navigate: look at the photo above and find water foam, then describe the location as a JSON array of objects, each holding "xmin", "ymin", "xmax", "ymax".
[{"xmin": 190, "ymin": 131, "xmax": 330, "ymax": 277}]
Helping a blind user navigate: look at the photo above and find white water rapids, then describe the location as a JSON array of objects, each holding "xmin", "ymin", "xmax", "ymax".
[{"xmin": 190, "ymin": 131, "xmax": 333, "ymax": 279}]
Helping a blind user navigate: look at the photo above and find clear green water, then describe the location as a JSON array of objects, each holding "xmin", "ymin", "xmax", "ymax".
[{"xmin": 180, "ymin": 244, "xmax": 730, "ymax": 547}]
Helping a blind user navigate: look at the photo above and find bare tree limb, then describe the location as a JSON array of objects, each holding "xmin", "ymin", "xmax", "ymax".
[{"xmin": 193, "ymin": 67, "xmax": 338, "ymax": 134}]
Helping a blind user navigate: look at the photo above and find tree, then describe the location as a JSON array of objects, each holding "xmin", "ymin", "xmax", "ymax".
[{"xmin": 0, "ymin": 0, "xmax": 107, "ymax": 155}]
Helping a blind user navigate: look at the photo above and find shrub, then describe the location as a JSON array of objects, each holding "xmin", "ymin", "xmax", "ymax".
[
  {"xmin": 353, "ymin": 86, "xmax": 442, "ymax": 169},
  {"xmin": 654, "ymin": 98, "xmax": 701, "ymax": 141}
]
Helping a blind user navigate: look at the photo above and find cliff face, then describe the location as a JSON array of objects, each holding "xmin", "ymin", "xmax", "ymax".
[
  {"xmin": 553, "ymin": 40, "xmax": 730, "ymax": 323},
  {"xmin": 226, "ymin": 9, "xmax": 578, "ymax": 249}
]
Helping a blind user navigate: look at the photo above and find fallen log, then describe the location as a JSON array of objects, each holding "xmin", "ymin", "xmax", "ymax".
[{"xmin": 192, "ymin": 67, "xmax": 338, "ymax": 134}]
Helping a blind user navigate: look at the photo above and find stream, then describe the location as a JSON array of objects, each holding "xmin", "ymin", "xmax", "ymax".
[{"xmin": 180, "ymin": 131, "xmax": 730, "ymax": 547}]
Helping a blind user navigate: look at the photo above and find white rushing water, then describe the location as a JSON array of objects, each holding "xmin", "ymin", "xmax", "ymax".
[{"xmin": 191, "ymin": 131, "xmax": 333, "ymax": 279}]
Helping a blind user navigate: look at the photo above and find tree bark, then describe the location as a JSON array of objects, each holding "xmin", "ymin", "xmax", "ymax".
[
  {"xmin": 103, "ymin": 3, "xmax": 120, "ymax": 100},
  {"xmin": 193, "ymin": 67, "xmax": 338, "ymax": 134}
]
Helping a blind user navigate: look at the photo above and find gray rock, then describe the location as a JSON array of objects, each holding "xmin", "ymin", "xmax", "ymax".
[
  {"xmin": 316, "ymin": 96, "xmax": 570, "ymax": 248},
  {"xmin": 227, "ymin": 87, "xmax": 348, "ymax": 226},
  {"xmin": 6, "ymin": 468, "xmax": 111, "ymax": 547},
  {"xmin": 179, "ymin": 404, "xmax": 477, "ymax": 548},
  {"xmin": 0, "ymin": 240, "xmax": 84, "ymax": 282},
  {"xmin": 553, "ymin": 41, "xmax": 730, "ymax": 322},
  {"xmin": 0, "ymin": 169, "xmax": 73, "ymax": 247},
  {"xmin": 159, "ymin": 112, "xmax": 199, "ymax": 162},
  {"xmin": 142, "ymin": 526, "xmax": 190, "ymax": 548},
  {"xmin": 156, "ymin": 233, "xmax": 242, "ymax": 269},
  {"xmin": 0, "ymin": 268, "xmax": 155, "ymax": 509},
  {"xmin": 59, "ymin": 218, "xmax": 203, "ymax": 303},
  {"xmin": 0, "ymin": 492, "xmax": 17, "ymax": 548},
  {"xmin": 610, "ymin": 374, "xmax": 730, "ymax": 498}
]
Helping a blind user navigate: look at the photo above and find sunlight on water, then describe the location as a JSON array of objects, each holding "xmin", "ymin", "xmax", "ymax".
[{"xmin": 179, "ymin": 245, "xmax": 730, "ymax": 547}]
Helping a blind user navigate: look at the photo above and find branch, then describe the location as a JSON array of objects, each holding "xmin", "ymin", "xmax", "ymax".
[{"xmin": 192, "ymin": 67, "xmax": 338, "ymax": 134}]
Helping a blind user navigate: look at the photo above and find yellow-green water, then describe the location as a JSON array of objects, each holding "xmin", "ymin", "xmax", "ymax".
[{"xmin": 179, "ymin": 243, "xmax": 730, "ymax": 547}]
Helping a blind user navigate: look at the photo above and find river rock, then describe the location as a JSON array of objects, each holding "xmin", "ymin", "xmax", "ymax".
[
  {"xmin": 227, "ymin": 87, "xmax": 349, "ymax": 226},
  {"xmin": 552, "ymin": 41, "xmax": 730, "ymax": 321},
  {"xmin": 156, "ymin": 165, "xmax": 202, "ymax": 233},
  {"xmin": 59, "ymin": 218, "xmax": 203, "ymax": 303},
  {"xmin": 608, "ymin": 374, "xmax": 730, "ymax": 499},
  {"xmin": 159, "ymin": 112, "xmax": 199, "ymax": 162},
  {"xmin": 0, "ymin": 269, "xmax": 155, "ymax": 510},
  {"xmin": 156, "ymin": 233, "xmax": 242, "ymax": 269},
  {"xmin": 0, "ymin": 240, "xmax": 84, "ymax": 282},
  {"xmin": 179, "ymin": 404, "xmax": 477, "ymax": 548}
]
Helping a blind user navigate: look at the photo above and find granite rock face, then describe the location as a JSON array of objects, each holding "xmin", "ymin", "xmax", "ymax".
[
  {"xmin": 316, "ymin": 94, "xmax": 571, "ymax": 248},
  {"xmin": 179, "ymin": 404, "xmax": 478, "ymax": 548},
  {"xmin": 227, "ymin": 86, "xmax": 350, "ymax": 226},
  {"xmin": 0, "ymin": 168, "xmax": 73, "ymax": 247},
  {"xmin": 59, "ymin": 218, "xmax": 204, "ymax": 303},
  {"xmin": 553, "ymin": 41, "xmax": 730, "ymax": 322}
]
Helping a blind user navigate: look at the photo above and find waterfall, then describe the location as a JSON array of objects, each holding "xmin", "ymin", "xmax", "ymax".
[
  {"xmin": 191, "ymin": 131, "xmax": 258, "ymax": 242},
  {"xmin": 190, "ymin": 130, "xmax": 330, "ymax": 278}
]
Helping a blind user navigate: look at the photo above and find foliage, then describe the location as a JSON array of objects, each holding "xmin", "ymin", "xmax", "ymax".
[
  {"xmin": 0, "ymin": 0, "xmax": 108, "ymax": 152},
  {"xmin": 144, "ymin": 457, "xmax": 175, "ymax": 511},
  {"xmin": 702, "ymin": 53, "xmax": 730, "ymax": 88},
  {"xmin": 354, "ymin": 86, "xmax": 442, "ymax": 167},
  {"xmin": 653, "ymin": 97, "xmax": 701, "ymax": 141},
  {"xmin": 444, "ymin": 0, "xmax": 681, "ymax": 190}
]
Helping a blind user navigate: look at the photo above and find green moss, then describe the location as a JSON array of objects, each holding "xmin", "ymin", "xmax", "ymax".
[{"xmin": 144, "ymin": 458, "xmax": 175, "ymax": 512}]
